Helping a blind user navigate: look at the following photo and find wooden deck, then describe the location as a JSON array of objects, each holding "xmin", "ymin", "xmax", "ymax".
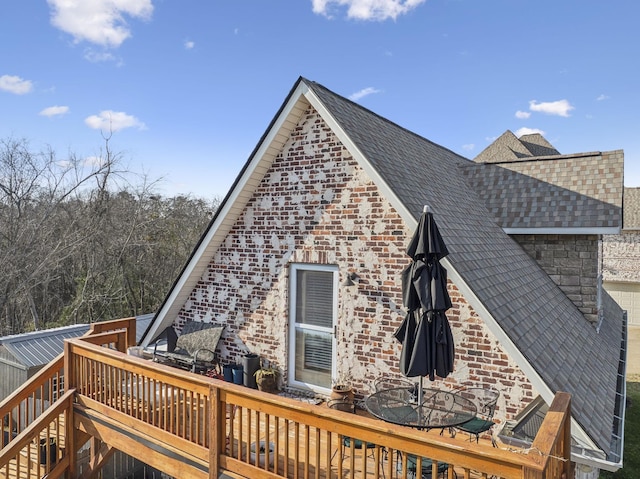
[
  {"xmin": 227, "ymin": 400, "xmax": 503, "ymax": 479},
  {"xmin": 0, "ymin": 318, "xmax": 572, "ymax": 479}
]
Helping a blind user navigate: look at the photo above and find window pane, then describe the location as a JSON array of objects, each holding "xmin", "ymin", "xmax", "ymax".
[
  {"xmin": 295, "ymin": 270, "xmax": 333, "ymax": 328},
  {"xmin": 295, "ymin": 329, "xmax": 332, "ymax": 388}
]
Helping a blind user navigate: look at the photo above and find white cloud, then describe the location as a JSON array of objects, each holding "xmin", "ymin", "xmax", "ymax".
[
  {"xmin": 312, "ymin": 0, "xmax": 426, "ymax": 21},
  {"xmin": 84, "ymin": 110, "xmax": 146, "ymax": 132},
  {"xmin": 528, "ymin": 99, "xmax": 574, "ymax": 117},
  {"xmin": 39, "ymin": 105, "xmax": 69, "ymax": 117},
  {"xmin": 462, "ymin": 144, "xmax": 475, "ymax": 151},
  {"xmin": 515, "ymin": 127, "xmax": 545, "ymax": 137},
  {"xmin": 515, "ymin": 110, "xmax": 531, "ymax": 119},
  {"xmin": 596, "ymin": 94, "xmax": 610, "ymax": 101},
  {"xmin": 84, "ymin": 49, "xmax": 118, "ymax": 63},
  {"xmin": 47, "ymin": 0, "xmax": 153, "ymax": 48},
  {"xmin": 349, "ymin": 87, "xmax": 381, "ymax": 101},
  {"xmin": 0, "ymin": 75, "xmax": 33, "ymax": 94},
  {"xmin": 184, "ymin": 40, "xmax": 195, "ymax": 50}
]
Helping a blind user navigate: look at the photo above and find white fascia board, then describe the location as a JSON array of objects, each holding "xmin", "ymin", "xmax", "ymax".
[
  {"xmin": 503, "ymin": 227, "xmax": 620, "ymax": 235},
  {"xmin": 572, "ymin": 450, "xmax": 622, "ymax": 473},
  {"xmin": 303, "ymin": 84, "xmax": 597, "ymax": 449},
  {"xmin": 142, "ymin": 84, "xmax": 310, "ymax": 347}
]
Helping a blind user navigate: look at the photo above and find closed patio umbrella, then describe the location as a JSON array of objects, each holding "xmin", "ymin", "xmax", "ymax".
[{"xmin": 395, "ymin": 206, "xmax": 455, "ymax": 392}]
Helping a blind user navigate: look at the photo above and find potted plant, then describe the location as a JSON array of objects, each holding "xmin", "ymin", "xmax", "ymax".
[{"xmin": 255, "ymin": 366, "xmax": 279, "ymax": 393}]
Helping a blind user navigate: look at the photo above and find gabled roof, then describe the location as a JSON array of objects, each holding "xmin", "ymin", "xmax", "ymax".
[
  {"xmin": 474, "ymin": 130, "xmax": 560, "ymax": 163},
  {"xmin": 0, "ymin": 324, "xmax": 89, "ymax": 369},
  {"xmin": 142, "ymin": 77, "xmax": 625, "ymax": 462},
  {"xmin": 466, "ymin": 131, "xmax": 623, "ymax": 232}
]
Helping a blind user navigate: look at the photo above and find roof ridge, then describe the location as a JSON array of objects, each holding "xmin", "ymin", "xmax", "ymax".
[{"xmin": 304, "ymin": 79, "xmax": 471, "ymax": 164}]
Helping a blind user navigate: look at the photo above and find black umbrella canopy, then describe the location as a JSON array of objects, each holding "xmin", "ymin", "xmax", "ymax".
[
  {"xmin": 406, "ymin": 210, "xmax": 449, "ymax": 260},
  {"xmin": 395, "ymin": 210, "xmax": 455, "ymax": 381}
]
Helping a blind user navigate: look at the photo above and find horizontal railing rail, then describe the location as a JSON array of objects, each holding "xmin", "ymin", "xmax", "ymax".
[
  {"xmin": 0, "ymin": 355, "xmax": 65, "ymax": 452},
  {"xmin": 65, "ymin": 326, "xmax": 571, "ymax": 479},
  {"xmin": 0, "ymin": 317, "xmax": 136, "ymax": 478},
  {"xmin": 0, "ymin": 316, "xmax": 136, "ymax": 452},
  {"xmin": 0, "ymin": 389, "xmax": 73, "ymax": 479},
  {"xmin": 0, "ymin": 317, "xmax": 571, "ymax": 479}
]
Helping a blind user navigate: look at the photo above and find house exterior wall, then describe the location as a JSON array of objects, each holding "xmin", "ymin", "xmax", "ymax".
[
  {"xmin": 178, "ymin": 107, "xmax": 536, "ymax": 425},
  {"xmin": 603, "ymin": 230, "xmax": 640, "ymax": 325},
  {"xmin": 602, "ymin": 231, "xmax": 640, "ymax": 283},
  {"xmin": 512, "ymin": 234, "xmax": 599, "ymax": 323}
]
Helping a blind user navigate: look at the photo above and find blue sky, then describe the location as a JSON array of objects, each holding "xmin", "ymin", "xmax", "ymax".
[{"xmin": 1, "ymin": 0, "xmax": 639, "ymax": 200}]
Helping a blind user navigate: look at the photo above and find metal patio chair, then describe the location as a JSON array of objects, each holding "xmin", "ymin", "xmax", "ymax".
[{"xmin": 451, "ymin": 387, "xmax": 500, "ymax": 444}]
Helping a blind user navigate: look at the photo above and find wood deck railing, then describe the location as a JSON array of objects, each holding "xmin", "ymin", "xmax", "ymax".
[{"xmin": 0, "ymin": 318, "xmax": 571, "ymax": 479}]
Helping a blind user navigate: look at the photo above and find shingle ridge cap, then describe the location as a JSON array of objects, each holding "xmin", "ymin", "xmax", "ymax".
[{"xmin": 473, "ymin": 150, "xmax": 604, "ymax": 165}]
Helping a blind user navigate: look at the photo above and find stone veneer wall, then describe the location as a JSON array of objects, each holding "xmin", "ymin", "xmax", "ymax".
[
  {"xmin": 512, "ymin": 234, "xmax": 599, "ymax": 322},
  {"xmin": 178, "ymin": 106, "xmax": 535, "ymax": 425},
  {"xmin": 602, "ymin": 231, "xmax": 640, "ymax": 283}
]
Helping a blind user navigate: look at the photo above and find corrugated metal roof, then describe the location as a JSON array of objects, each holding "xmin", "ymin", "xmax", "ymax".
[
  {"xmin": 0, "ymin": 314, "xmax": 155, "ymax": 369},
  {"xmin": 0, "ymin": 324, "xmax": 90, "ymax": 369},
  {"xmin": 136, "ymin": 313, "xmax": 154, "ymax": 343}
]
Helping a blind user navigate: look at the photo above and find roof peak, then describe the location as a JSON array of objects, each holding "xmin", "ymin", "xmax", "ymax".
[{"xmin": 474, "ymin": 130, "xmax": 560, "ymax": 163}]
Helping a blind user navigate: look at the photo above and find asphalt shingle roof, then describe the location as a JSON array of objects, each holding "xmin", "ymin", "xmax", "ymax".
[
  {"xmin": 304, "ymin": 78, "xmax": 624, "ymax": 458},
  {"xmin": 474, "ymin": 130, "xmax": 560, "ymax": 163},
  {"xmin": 461, "ymin": 157, "xmax": 623, "ymax": 229},
  {"xmin": 465, "ymin": 131, "xmax": 623, "ymax": 230}
]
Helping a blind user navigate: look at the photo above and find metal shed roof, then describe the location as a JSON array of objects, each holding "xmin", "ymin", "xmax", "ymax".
[
  {"xmin": 0, "ymin": 314, "xmax": 155, "ymax": 369},
  {"xmin": 0, "ymin": 324, "xmax": 90, "ymax": 369}
]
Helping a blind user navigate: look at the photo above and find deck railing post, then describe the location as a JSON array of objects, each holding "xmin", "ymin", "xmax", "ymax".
[
  {"xmin": 126, "ymin": 316, "xmax": 137, "ymax": 349},
  {"xmin": 210, "ymin": 384, "xmax": 222, "ymax": 478},
  {"xmin": 64, "ymin": 339, "xmax": 74, "ymax": 392},
  {"xmin": 66, "ymin": 390, "xmax": 77, "ymax": 478},
  {"xmin": 561, "ymin": 392, "xmax": 572, "ymax": 479}
]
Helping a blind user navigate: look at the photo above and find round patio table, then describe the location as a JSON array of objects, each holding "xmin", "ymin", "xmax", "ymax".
[{"xmin": 364, "ymin": 387, "xmax": 477, "ymax": 430}]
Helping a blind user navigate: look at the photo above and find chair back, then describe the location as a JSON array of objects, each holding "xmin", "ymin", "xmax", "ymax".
[{"xmin": 457, "ymin": 388, "xmax": 499, "ymax": 420}]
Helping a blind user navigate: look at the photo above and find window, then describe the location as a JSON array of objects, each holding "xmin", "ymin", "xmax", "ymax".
[{"xmin": 289, "ymin": 264, "xmax": 337, "ymax": 391}]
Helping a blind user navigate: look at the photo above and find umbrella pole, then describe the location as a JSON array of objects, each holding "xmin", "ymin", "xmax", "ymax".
[{"xmin": 418, "ymin": 376, "xmax": 423, "ymax": 404}]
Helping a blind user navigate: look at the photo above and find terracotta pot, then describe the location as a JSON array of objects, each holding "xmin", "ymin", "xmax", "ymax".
[{"xmin": 330, "ymin": 385, "xmax": 354, "ymax": 411}]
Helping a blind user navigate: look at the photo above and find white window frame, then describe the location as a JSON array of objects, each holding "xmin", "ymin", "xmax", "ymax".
[{"xmin": 288, "ymin": 263, "xmax": 338, "ymax": 393}]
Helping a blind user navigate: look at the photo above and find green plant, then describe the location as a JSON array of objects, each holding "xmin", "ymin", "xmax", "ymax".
[
  {"xmin": 254, "ymin": 366, "xmax": 279, "ymax": 392},
  {"xmin": 254, "ymin": 367, "xmax": 278, "ymax": 380},
  {"xmin": 599, "ymin": 380, "xmax": 640, "ymax": 478}
]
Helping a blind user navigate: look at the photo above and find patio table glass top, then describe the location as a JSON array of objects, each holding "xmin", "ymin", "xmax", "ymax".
[{"xmin": 364, "ymin": 386, "xmax": 477, "ymax": 430}]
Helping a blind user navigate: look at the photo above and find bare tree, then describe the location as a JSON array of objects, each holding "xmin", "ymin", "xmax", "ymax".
[{"xmin": 0, "ymin": 136, "xmax": 217, "ymax": 334}]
